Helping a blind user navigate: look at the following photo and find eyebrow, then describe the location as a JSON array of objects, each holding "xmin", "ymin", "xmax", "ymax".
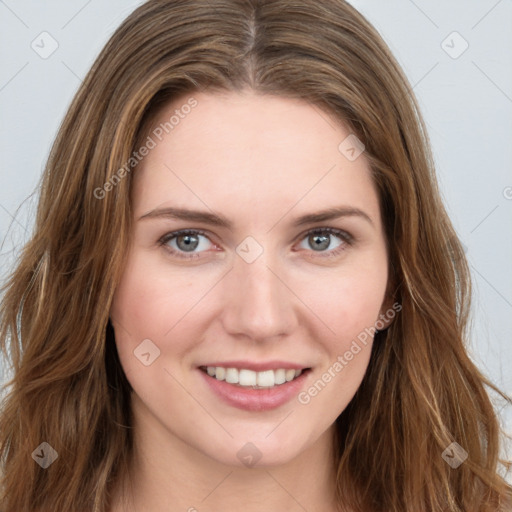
[{"xmin": 138, "ymin": 205, "xmax": 374, "ymax": 228}]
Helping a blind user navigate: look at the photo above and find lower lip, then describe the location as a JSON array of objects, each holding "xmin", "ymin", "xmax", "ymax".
[{"xmin": 198, "ymin": 368, "xmax": 310, "ymax": 411}]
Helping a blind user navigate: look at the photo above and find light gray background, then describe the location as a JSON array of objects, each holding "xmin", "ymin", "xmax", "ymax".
[{"xmin": 1, "ymin": 1, "xmax": 511, "ymax": 457}]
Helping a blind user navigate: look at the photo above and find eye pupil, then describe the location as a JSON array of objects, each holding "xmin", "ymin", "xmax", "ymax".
[
  {"xmin": 310, "ymin": 233, "xmax": 330, "ymax": 251},
  {"xmin": 177, "ymin": 234, "xmax": 199, "ymax": 252}
]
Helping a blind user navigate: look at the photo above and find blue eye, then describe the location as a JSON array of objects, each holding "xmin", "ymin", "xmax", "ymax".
[
  {"xmin": 158, "ymin": 227, "xmax": 352, "ymax": 260},
  {"xmin": 159, "ymin": 229, "xmax": 213, "ymax": 260},
  {"xmin": 297, "ymin": 228, "xmax": 351, "ymax": 257}
]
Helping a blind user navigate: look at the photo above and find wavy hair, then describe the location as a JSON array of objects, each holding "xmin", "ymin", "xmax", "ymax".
[{"xmin": 1, "ymin": 0, "xmax": 510, "ymax": 510}]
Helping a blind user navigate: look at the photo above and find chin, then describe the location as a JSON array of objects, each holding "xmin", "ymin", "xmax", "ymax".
[{"xmin": 198, "ymin": 428, "xmax": 316, "ymax": 469}]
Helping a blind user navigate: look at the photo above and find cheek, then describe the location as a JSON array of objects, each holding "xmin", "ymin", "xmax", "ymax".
[
  {"xmin": 109, "ymin": 253, "xmax": 175, "ymax": 378},
  {"xmin": 293, "ymin": 253, "xmax": 387, "ymax": 411},
  {"xmin": 109, "ymin": 256, "xmax": 193, "ymax": 407},
  {"xmin": 110, "ymin": 249, "xmax": 204, "ymax": 342},
  {"xmin": 297, "ymin": 274, "xmax": 380, "ymax": 414},
  {"xmin": 299, "ymin": 257, "xmax": 388, "ymax": 344},
  {"xmin": 109, "ymin": 249, "xmax": 222, "ymax": 391}
]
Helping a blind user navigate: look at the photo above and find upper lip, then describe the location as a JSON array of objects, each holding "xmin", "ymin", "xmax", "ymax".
[{"xmin": 199, "ymin": 360, "xmax": 311, "ymax": 372}]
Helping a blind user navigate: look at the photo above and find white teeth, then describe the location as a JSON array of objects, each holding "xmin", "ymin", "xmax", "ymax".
[
  {"xmin": 238, "ymin": 369, "xmax": 257, "ymax": 386},
  {"xmin": 204, "ymin": 366, "xmax": 306, "ymax": 388},
  {"xmin": 225, "ymin": 368, "xmax": 238, "ymax": 384},
  {"xmin": 274, "ymin": 369, "xmax": 286, "ymax": 385},
  {"xmin": 285, "ymin": 369, "xmax": 296, "ymax": 382},
  {"xmin": 257, "ymin": 370, "xmax": 275, "ymax": 387}
]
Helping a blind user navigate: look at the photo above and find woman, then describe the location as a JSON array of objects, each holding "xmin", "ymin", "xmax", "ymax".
[{"xmin": 1, "ymin": 0, "xmax": 510, "ymax": 510}]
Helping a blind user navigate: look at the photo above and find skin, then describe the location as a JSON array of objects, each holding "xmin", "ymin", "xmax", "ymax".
[{"xmin": 109, "ymin": 89, "xmax": 394, "ymax": 512}]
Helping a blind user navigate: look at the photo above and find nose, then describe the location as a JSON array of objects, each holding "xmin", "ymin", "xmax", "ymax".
[{"xmin": 220, "ymin": 249, "xmax": 297, "ymax": 342}]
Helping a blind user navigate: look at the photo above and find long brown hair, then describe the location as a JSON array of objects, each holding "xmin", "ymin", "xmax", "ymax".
[{"xmin": 1, "ymin": 0, "xmax": 510, "ymax": 510}]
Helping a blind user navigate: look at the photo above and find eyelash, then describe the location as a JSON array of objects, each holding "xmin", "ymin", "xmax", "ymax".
[{"xmin": 158, "ymin": 227, "xmax": 353, "ymax": 261}]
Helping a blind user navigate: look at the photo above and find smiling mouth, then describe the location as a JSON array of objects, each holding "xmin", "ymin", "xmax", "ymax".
[{"xmin": 199, "ymin": 366, "xmax": 311, "ymax": 389}]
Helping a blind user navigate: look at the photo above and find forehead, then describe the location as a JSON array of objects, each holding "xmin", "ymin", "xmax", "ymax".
[{"xmin": 132, "ymin": 90, "xmax": 381, "ymax": 231}]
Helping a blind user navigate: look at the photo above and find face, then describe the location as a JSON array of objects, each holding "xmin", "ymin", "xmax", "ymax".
[{"xmin": 110, "ymin": 90, "xmax": 392, "ymax": 468}]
